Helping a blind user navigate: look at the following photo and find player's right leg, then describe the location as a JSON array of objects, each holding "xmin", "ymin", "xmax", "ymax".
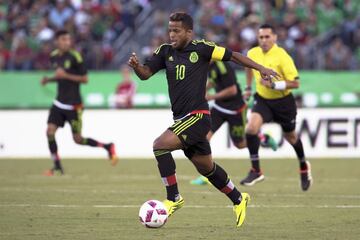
[
  {"xmin": 240, "ymin": 112, "xmax": 265, "ymax": 186},
  {"xmin": 153, "ymin": 129, "xmax": 184, "ymax": 216},
  {"xmin": 190, "ymin": 108, "xmax": 224, "ymax": 185},
  {"xmin": 45, "ymin": 105, "xmax": 65, "ymax": 176},
  {"xmin": 67, "ymin": 108, "xmax": 118, "ymax": 165}
]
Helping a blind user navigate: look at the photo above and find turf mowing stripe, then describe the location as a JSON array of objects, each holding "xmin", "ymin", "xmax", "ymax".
[{"xmin": 1, "ymin": 204, "xmax": 360, "ymax": 209}]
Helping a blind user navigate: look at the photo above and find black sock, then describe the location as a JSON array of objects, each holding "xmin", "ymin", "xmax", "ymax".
[
  {"xmin": 82, "ymin": 138, "xmax": 105, "ymax": 148},
  {"xmin": 205, "ymin": 163, "xmax": 242, "ymax": 205},
  {"xmin": 154, "ymin": 150, "xmax": 179, "ymax": 201},
  {"xmin": 292, "ymin": 138, "xmax": 307, "ymax": 170},
  {"xmin": 246, "ymin": 133, "xmax": 261, "ymax": 172},
  {"xmin": 48, "ymin": 136, "xmax": 62, "ymax": 170}
]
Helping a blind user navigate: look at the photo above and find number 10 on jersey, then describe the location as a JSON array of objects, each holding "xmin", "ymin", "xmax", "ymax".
[{"xmin": 175, "ymin": 64, "xmax": 185, "ymax": 80}]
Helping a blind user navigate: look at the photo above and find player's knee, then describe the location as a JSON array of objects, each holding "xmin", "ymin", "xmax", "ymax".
[
  {"xmin": 206, "ymin": 131, "xmax": 213, "ymax": 141},
  {"xmin": 234, "ymin": 140, "xmax": 246, "ymax": 149},
  {"xmin": 73, "ymin": 135, "xmax": 83, "ymax": 144},
  {"xmin": 153, "ymin": 137, "xmax": 164, "ymax": 150},
  {"xmin": 284, "ymin": 132, "xmax": 297, "ymax": 145},
  {"xmin": 245, "ymin": 124, "xmax": 258, "ymax": 135},
  {"xmin": 46, "ymin": 128, "xmax": 56, "ymax": 139}
]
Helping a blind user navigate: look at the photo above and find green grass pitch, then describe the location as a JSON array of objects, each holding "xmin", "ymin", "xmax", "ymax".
[{"xmin": 0, "ymin": 158, "xmax": 359, "ymax": 240}]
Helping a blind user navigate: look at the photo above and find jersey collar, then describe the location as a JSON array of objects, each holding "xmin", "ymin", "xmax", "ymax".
[{"xmin": 264, "ymin": 44, "xmax": 278, "ymax": 55}]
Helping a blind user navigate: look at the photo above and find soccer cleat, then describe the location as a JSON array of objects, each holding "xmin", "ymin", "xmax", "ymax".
[
  {"xmin": 233, "ymin": 192, "xmax": 250, "ymax": 227},
  {"xmin": 43, "ymin": 167, "xmax": 64, "ymax": 176},
  {"xmin": 163, "ymin": 196, "xmax": 184, "ymax": 217},
  {"xmin": 300, "ymin": 161, "xmax": 313, "ymax": 191},
  {"xmin": 260, "ymin": 133, "xmax": 278, "ymax": 151},
  {"xmin": 240, "ymin": 169, "xmax": 265, "ymax": 186},
  {"xmin": 190, "ymin": 176, "xmax": 209, "ymax": 185},
  {"xmin": 105, "ymin": 143, "xmax": 118, "ymax": 166}
]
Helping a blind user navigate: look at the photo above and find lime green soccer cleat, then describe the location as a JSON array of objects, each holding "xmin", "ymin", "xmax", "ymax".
[
  {"xmin": 233, "ymin": 192, "xmax": 251, "ymax": 227},
  {"xmin": 163, "ymin": 196, "xmax": 185, "ymax": 217}
]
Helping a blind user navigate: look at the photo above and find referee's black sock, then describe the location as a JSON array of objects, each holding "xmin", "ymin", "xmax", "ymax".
[
  {"xmin": 246, "ymin": 133, "xmax": 261, "ymax": 172},
  {"xmin": 291, "ymin": 138, "xmax": 307, "ymax": 170},
  {"xmin": 205, "ymin": 163, "xmax": 242, "ymax": 205},
  {"xmin": 154, "ymin": 150, "xmax": 179, "ymax": 202}
]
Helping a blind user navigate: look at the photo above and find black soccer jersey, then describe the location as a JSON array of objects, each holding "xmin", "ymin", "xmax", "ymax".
[
  {"xmin": 208, "ymin": 61, "xmax": 245, "ymax": 110},
  {"xmin": 145, "ymin": 40, "xmax": 232, "ymax": 119},
  {"xmin": 50, "ymin": 49, "xmax": 87, "ymax": 105}
]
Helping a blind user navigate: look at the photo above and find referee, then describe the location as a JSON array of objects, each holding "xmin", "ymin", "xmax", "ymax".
[{"xmin": 241, "ymin": 24, "xmax": 313, "ymax": 191}]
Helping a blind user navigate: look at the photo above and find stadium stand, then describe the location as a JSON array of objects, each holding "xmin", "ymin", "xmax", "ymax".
[{"xmin": 0, "ymin": 0, "xmax": 359, "ymax": 70}]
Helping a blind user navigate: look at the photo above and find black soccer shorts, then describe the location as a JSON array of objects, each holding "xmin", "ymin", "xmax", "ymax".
[
  {"xmin": 252, "ymin": 93, "xmax": 297, "ymax": 132},
  {"xmin": 210, "ymin": 107, "xmax": 247, "ymax": 144},
  {"xmin": 168, "ymin": 112, "xmax": 212, "ymax": 159},
  {"xmin": 47, "ymin": 105, "xmax": 83, "ymax": 134}
]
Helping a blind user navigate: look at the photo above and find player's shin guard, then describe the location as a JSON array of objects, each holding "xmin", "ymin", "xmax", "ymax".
[
  {"xmin": 246, "ymin": 133, "xmax": 261, "ymax": 172},
  {"xmin": 291, "ymin": 138, "xmax": 307, "ymax": 170},
  {"xmin": 205, "ymin": 163, "xmax": 242, "ymax": 205},
  {"xmin": 154, "ymin": 150, "xmax": 179, "ymax": 202}
]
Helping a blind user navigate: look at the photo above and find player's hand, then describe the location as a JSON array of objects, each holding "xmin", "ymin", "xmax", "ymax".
[
  {"xmin": 260, "ymin": 78, "xmax": 273, "ymax": 88},
  {"xmin": 55, "ymin": 68, "xmax": 67, "ymax": 79},
  {"xmin": 41, "ymin": 76, "xmax": 49, "ymax": 86},
  {"xmin": 244, "ymin": 86, "xmax": 252, "ymax": 101},
  {"xmin": 128, "ymin": 52, "xmax": 140, "ymax": 69},
  {"xmin": 259, "ymin": 67, "xmax": 278, "ymax": 81}
]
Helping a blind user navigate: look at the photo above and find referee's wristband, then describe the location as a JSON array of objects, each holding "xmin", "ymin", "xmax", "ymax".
[
  {"xmin": 245, "ymin": 86, "xmax": 252, "ymax": 91},
  {"xmin": 271, "ymin": 81, "xmax": 286, "ymax": 90}
]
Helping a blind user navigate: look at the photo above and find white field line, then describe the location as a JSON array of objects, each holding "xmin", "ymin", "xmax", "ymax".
[
  {"xmin": 0, "ymin": 174, "xmax": 359, "ymax": 182},
  {"xmin": 0, "ymin": 204, "xmax": 360, "ymax": 209},
  {"xmin": 1, "ymin": 187, "xmax": 359, "ymax": 200}
]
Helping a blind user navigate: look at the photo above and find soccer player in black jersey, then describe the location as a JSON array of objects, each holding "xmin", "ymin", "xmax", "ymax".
[
  {"xmin": 41, "ymin": 30, "xmax": 117, "ymax": 176},
  {"xmin": 190, "ymin": 61, "xmax": 278, "ymax": 185},
  {"xmin": 128, "ymin": 12, "xmax": 278, "ymax": 227}
]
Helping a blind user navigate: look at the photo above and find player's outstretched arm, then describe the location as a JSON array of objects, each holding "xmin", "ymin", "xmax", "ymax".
[
  {"xmin": 260, "ymin": 78, "xmax": 299, "ymax": 90},
  {"xmin": 53, "ymin": 68, "xmax": 88, "ymax": 83},
  {"xmin": 128, "ymin": 52, "xmax": 153, "ymax": 80},
  {"xmin": 230, "ymin": 52, "xmax": 278, "ymax": 80},
  {"xmin": 244, "ymin": 67, "xmax": 253, "ymax": 101},
  {"xmin": 41, "ymin": 76, "xmax": 57, "ymax": 85},
  {"xmin": 206, "ymin": 85, "xmax": 237, "ymax": 101}
]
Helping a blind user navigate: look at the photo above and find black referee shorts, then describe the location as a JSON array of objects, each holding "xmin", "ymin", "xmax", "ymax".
[
  {"xmin": 168, "ymin": 113, "xmax": 211, "ymax": 159},
  {"xmin": 252, "ymin": 93, "xmax": 297, "ymax": 132}
]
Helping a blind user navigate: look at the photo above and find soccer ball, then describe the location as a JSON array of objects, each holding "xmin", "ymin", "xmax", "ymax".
[{"xmin": 139, "ymin": 200, "xmax": 168, "ymax": 228}]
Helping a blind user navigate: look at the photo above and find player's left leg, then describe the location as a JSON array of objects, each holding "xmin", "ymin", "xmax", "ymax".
[
  {"xmin": 277, "ymin": 93, "xmax": 312, "ymax": 191},
  {"xmin": 283, "ymin": 130, "xmax": 312, "ymax": 191},
  {"xmin": 188, "ymin": 152, "xmax": 250, "ymax": 227},
  {"xmin": 69, "ymin": 108, "xmax": 118, "ymax": 165}
]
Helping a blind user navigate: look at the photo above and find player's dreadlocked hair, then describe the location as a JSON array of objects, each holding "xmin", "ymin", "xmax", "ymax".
[{"xmin": 169, "ymin": 12, "xmax": 193, "ymax": 30}]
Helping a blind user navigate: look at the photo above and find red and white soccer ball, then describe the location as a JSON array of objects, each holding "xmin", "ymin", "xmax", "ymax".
[{"xmin": 139, "ymin": 200, "xmax": 168, "ymax": 228}]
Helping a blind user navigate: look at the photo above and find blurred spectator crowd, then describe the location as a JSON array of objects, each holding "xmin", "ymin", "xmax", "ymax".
[
  {"xmin": 145, "ymin": 0, "xmax": 360, "ymax": 70},
  {"xmin": 0, "ymin": 0, "xmax": 359, "ymax": 71},
  {"xmin": 0, "ymin": 0, "xmax": 150, "ymax": 70}
]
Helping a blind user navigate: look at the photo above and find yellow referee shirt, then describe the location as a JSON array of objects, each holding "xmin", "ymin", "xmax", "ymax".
[{"xmin": 247, "ymin": 44, "xmax": 299, "ymax": 99}]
